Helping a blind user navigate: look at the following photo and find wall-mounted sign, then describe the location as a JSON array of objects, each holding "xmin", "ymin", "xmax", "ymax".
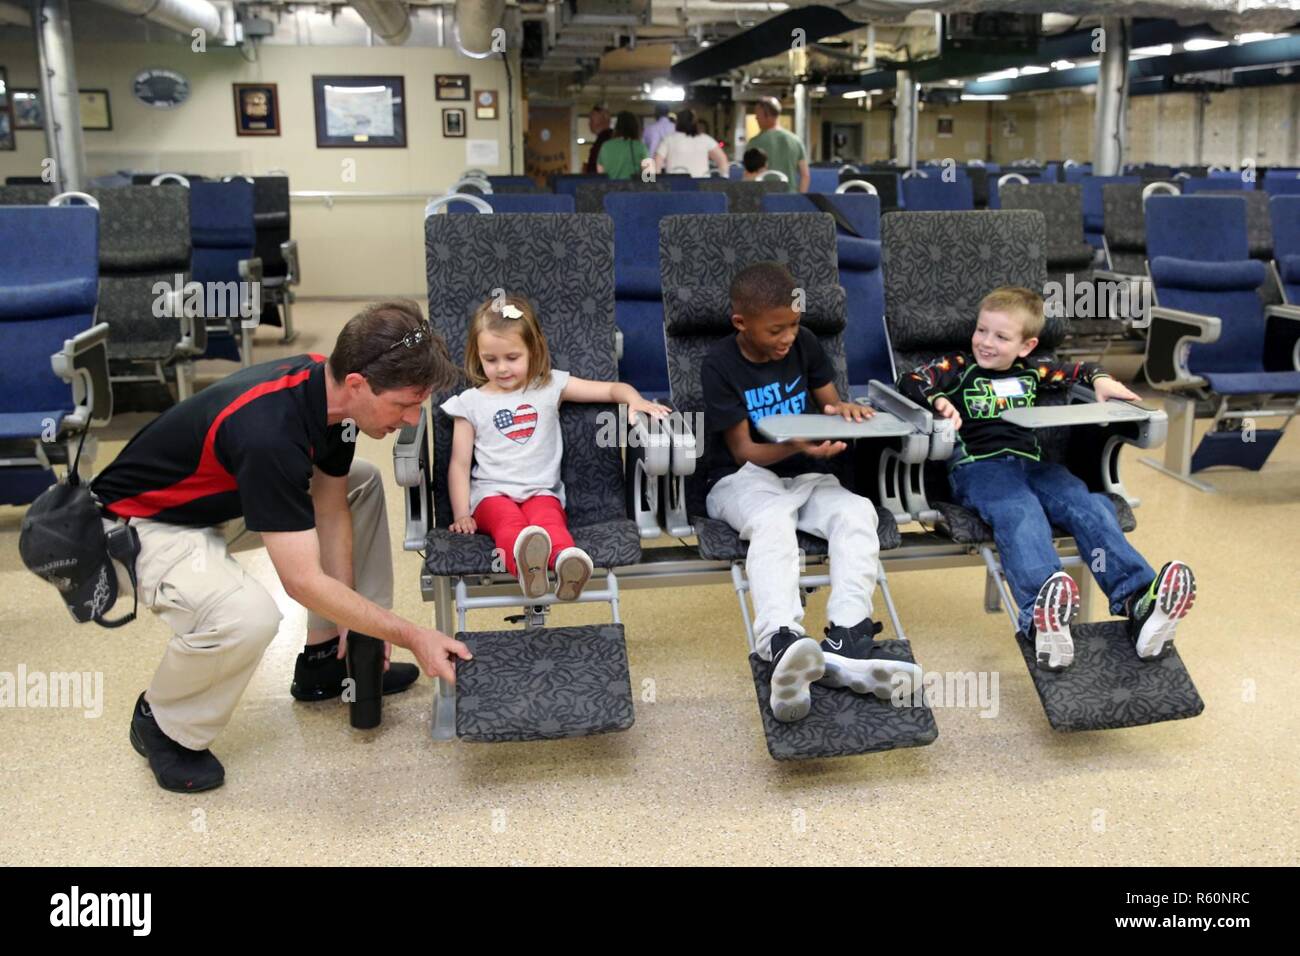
[{"xmin": 133, "ymin": 68, "xmax": 190, "ymax": 109}]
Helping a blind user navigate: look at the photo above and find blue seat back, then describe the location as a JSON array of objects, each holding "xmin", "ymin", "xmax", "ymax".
[
  {"xmin": 1146, "ymin": 196, "xmax": 1267, "ymax": 375},
  {"xmin": 1182, "ymin": 176, "xmax": 1250, "ymax": 194},
  {"xmin": 190, "ymin": 180, "xmax": 255, "ymax": 285},
  {"xmin": 1263, "ymin": 171, "xmax": 1300, "ymax": 196},
  {"xmin": 552, "ymin": 174, "xmax": 609, "ymax": 197},
  {"xmin": 605, "ymin": 192, "xmax": 728, "ymax": 395},
  {"xmin": 809, "ymin": 168, "xmax": 839, "ymax": 194},
  {"xmin": 901, "ymin": 174, "xmax": 974, "ymax": 211},
  {"xmin": 1270, "ymin": 195, "xmax": 1300, "ymax": 304},
  {"xmin": 1080, "ymin": 175, "xmax": 1139, "ymax": 248},
  {"xmin": 0, "ymin": 205, "xmax": 99, "ymax": 438},
  {"xmin": 762, "ymin": 193, "xmax": 889, "ymax": 387}
]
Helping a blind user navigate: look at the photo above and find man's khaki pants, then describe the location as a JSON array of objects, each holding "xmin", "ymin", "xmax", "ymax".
[{"xmin": 108, "ymin": 459, "xmax": 393, "ymax": 750}]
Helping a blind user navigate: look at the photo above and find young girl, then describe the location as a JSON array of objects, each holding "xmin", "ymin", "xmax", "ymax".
[{"xmin": 443, "ymin": 294, "xmax": 669, "ymax": 600}]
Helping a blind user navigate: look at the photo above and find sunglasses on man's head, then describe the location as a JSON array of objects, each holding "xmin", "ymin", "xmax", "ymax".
[{"xmin": 384, "ymin": 323, "xmax": 433, "ymax": 353}]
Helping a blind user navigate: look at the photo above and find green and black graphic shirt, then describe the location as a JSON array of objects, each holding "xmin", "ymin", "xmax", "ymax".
[{"xmin": 896, "ymin": 352, "xmax": 1110, "ymax": 467}]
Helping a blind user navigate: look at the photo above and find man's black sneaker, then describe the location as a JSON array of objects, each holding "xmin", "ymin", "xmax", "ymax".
[
  {"xmin": 129, "ymin": 693, "xmax": 224, "ymax": 794},
  {"xmin": 1129, "ymin": 560, "xmax": 1196, "ymax": 660},
  {"xmin": 290, "ymin": 637, "xmax": 420, "ymax": 701},
  {"xmin": 818, "ymin": 616, "xmax": 921, "ymax": 700},
  {"xmin": 767, "ymin": 626, "xmax": 824, "ymax": 723},
  {"xmin": 1030, "ymin": 571, "xmax": 1080, "ymax": 671}
]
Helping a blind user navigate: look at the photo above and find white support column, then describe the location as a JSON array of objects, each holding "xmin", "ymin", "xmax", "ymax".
[
  {"xmin": 1092, "ymin": 16, "xmax": 1131, "ymax": 176},
  {"xmin": 31, "ymin": 0, "xmax": 86, "ymax": 192},
  {"xmin": 894, "ymin": 71, "xmax": 917, "ymax": 169},
  {"xmin": 794, "ymin": 81, "xmax": 811, "ymax": 162}
]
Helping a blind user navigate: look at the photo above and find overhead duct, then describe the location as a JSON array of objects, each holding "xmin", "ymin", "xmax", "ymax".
[
  {"xmin": 91, "ymin": 0, "xmax": 223, "ymax": 39},
  {"xmin": 671, "ymin": 4, "xmax": 864, "ymax": 84},
  {"xmin": 351, "ymin": 0, "xmax": 411, "ymax": 45},
  {"xmin": 454, "ymin": 0, "xmax": 506, "ymax": 57}
]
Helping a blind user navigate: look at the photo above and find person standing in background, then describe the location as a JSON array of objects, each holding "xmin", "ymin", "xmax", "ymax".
[
  {"xmin": 597, "ymin": 111, "xmax": 652, "ymax": 181},
  {"xmin": 582, "ymin": 106, "xmax": 613, "ymax": 174},
  {"xmin": 655, "ymin": 108, "xmax": 729, "ymax": 178},
  {"xmin": 747, "ymin": 97, "xmax": 809, "ymax": 193},
  {"xmin": 642, "ymin": 103, "xmax": 676, "ymax": 159}
]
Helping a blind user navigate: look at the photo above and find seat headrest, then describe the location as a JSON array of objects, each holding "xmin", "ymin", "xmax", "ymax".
[
  {"xmin": 615, "ymin": 265, "xmax": 663, "ymax": 300},
  {"xmin": 1149, "ymin": 256, "xmax": 1267, "ymax": 292},
  {"xmin": 1278, "ymin": 254, "xmax": 1300, "ymax": 284},
  {"xmin": 836, "ymin": 236, "xmax": 881, "ymax": 270},
  {"xmin": 665, "ymin": 283, "xmax": 846, "ymax": 337},
  {"xmin": 0, "ymin": 277, "xmax": 98, "ymax": 321}
]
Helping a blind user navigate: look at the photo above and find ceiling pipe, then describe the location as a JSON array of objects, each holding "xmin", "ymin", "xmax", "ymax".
[
  {"xmin": 351, "ymin": 0, "xmax": 411, "ymax": 45},
  {"xmin": 91, "ymin": 0, "xmax": 223, "ymax": 39}
]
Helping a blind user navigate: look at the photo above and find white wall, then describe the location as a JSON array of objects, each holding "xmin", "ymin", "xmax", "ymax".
[{"xmin": 1, "ymin": 33, "xmax": 524, "ymax": 297}]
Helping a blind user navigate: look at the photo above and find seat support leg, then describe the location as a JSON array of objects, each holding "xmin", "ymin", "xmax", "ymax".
[
  {"xmin": 431, "ymin": 575, "xmax": 457, "ymax": 740},
  {"xmin": 1141, "ymin": 393, "xmax": 1215, "ymax": 492}
]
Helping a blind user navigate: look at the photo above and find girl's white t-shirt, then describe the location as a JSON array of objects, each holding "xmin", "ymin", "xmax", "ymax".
[
  {"xmin": 656, "ymin": 132, "xmax": 717, "ymax": 177},
  {"xmin": 440, "ymin": 370, "xmax": 571, "ymax": 513}
]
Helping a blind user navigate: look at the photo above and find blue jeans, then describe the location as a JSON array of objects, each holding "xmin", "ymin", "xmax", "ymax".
[{"xmin": 948, "ymin": 456, "xmax": 1154, "ymax": 633}]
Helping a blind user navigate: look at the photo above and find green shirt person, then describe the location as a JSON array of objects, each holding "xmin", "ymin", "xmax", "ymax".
[
  {"xmin": 747, "ymin": 97, "xmax": 809, "ymax": 193},
  {"xmin": 598, "ymin": 111, "xmax": 652, "ymax": 181}
]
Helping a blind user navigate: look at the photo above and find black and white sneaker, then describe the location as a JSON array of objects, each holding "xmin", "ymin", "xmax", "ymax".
[
  {"xmin": 818, "ymin": 617, "xmax": 921, "ymax": 700},
  {"xmin": 1129, "ymin": 560, "xmax": 1196, "ymax": 661},
  {"xmin": 290, "ymin": 637, "xmax": 419, "ymax": 701},
  {"xmin": 129, "ymin": 693, "xmax": 224, "ymax": 794},
  {"xmin": 1030, "ymin": 571, "xmax": 1080, "ymax": 671},
  {"xmin": 767, "ymin": 627, "xmax": 824, "ymax": 723}
]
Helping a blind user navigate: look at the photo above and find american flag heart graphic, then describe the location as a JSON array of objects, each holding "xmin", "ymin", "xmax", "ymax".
[{"xmin": 493, "ymin": 404, "xmax": 537, "ymax": 444}]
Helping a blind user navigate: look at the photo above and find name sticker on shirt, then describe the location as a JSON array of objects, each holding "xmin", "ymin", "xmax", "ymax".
[{"xmin": 991, "ymin": 377, "xmax": 1027, "ymax": 398}]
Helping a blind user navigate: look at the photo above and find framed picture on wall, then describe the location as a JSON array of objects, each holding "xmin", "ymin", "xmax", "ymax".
[
  {"xmin": 233, "ymin": 83, "xmax": 280, "ymax": 136},
  {"xmin": 79, "ymin": 90, "xmax": 112, "ymax": 131},
  {"xmin": 312, "ymin": 75, "xmax": 406, "ymax": 148},
  {"xmin": 12, "ymin": 89, "xmax": 43, "ymax": 130},
  {"xmin": 474, "ymin": 90, "xmax": 498, "ymax": 121},
  {"xmin": 436, "ymin": 74, "xmax": 470, "ymax": 101},
  {"xmin": 443, "ymin": 108, "xmax": 466, "ymax": 138},
  {"xmin": 937, "ymin": 116, "xmax": 954, "ymax": 138},
  {"xmin": 0, "ymin": 68, "xmax": 14, "ymax": 150}
]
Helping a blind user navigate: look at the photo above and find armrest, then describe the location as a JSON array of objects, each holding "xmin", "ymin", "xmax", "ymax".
[
  {"xmin": 1265, "ymin": 305, "xmax": 1300, "ymax": 371},
  {"xmin": 171, "ymin": 287, "xmax": 209, "ymax": 358},
  {"xmin": 238, "ymin": 255, "xmax": 263, "ymax": 330},
  {"xmin": 280, "ymin": 238, "xmax": 300, "ymax": 286},
  {"xmin": 625, "ymin": 412, "xmax": 669, "ymax": 539},
  {"xmin": 865, "ymin": 380, "xmax": 934, "ymax": 464},
  {"xmin": 615, "ymin": 328, "xmax": 624, "ymax": 361},
  {"xmin": 50, "ymin": 322, "xmax": 112, "ymax": 430},
  {"xmin": 629, "ymin": 413, "xmax": 670, "ymax": 476},
  {"xmin": 393, "ymin": 408, "xmax": 430, "ymax": 551},
  {"xmin": 1143, "ymin": 305, "xmax": 1220, "ymax": 390}
]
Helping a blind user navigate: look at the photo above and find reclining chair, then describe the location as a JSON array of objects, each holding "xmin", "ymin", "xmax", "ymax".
[
  {"xmin": 901, "ymin": 171, "xmax": 974, "ymax": 211},
  {"xmin": 605, "ymin": 191, "xmax": 727, "ymax": 403},
  {"xmin": 91, "ymin": 185, "xmax": 205, "ymax": 402},
  {"xmin": 0, "ymin": 198, "xmax": 112, "ymax": 505},
  {"xmin": 1000, "ymin": 182, "xmax": 1140, "ymax": 361},
  {"xmin": 252, "ymin": 175, "xmax": 300, "ymax": 343},
  {"xmin": 658, "ymin": 211, "xmax": 938, "ymax": 760},
  {"xmin": 1080, "ymin": 175, "xmax": 1138, "ymax": 249},
  {"xmin": 1270, "ymin": 195, "xmax": 1300, "ymax": 305},
  {"xmin": 881, "ymin": 209, "xmax": 1201, "ymax": 732},
  {"xmin": 696, "ymin": 179, "xmax": 784, "ymax": 213},
  {"xmin": 838, "ymin": 169, "xmax": 902, "ymax": 211},
  {"xmin": 1141, "ymin": 194, "xmax": 1300, "ymax": 491},
  {"xmin": 574, "ymin": 180, "xmax": 665, "ymax": 213},
  {"xmin": 399, "ymin": 211, "xmax": 643, "ymax": 742},
  {"xmin": 760, "ymin": 192, "xmax": 895, "ymax": 393},
  {"xmin": 189, "ymin": 179, "xmax": 262, "ymax": 366}
]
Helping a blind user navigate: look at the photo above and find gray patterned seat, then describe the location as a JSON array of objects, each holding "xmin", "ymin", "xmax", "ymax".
[
  {"xmin": 881, "ymin": 209, "xmax": 1130, "ymax": 531},
  {"xmin": 573, "ymin": 180, "xmax": 666, "ymax": 213},
  {"xmin": 0, "ymin": 184, "xmax": 57, "ymax": 206},
  {"xmin": 999, "ymin": 184, "xmax": 1095, "ymax": 286},
  {"xmin": 90, "ymin": 187, "xmax": 191, "ymax": 364},
  {"xmin": 659, "ymin": 211, "xmax": 935, "ymax": 759},
  {"xmin": 422, "ymin": 213, "xmax": 641, "ymax": 575},
  {"xmin": 695, "ymin": 179, "xmax": 786, "ymax": 213},
  {"xmin": 1102, "ymin": 183, "xmax": 1150, "ymax": 276}
]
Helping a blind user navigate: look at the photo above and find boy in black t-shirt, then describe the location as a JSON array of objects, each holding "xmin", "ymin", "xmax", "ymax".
[
  {"xmin": 702, "ymin": 262, "xmax": 921, "ymax": 723},
  {"xmin": 897, "ymin": 286, "xmax": 1196, "ymax": 671}
]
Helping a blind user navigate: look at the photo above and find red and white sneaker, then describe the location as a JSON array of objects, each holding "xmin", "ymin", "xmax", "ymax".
[
  {"xmin": 1030, "ymin": 571, "xmax": 1081, "ymax": 671},
  {"xmin": 1130, "ymin": 561, "xmax": 1197, "ymax": 661}
]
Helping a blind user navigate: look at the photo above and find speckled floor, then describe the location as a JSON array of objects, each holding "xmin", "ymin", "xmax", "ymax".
[{"xmin": 1, "ymin": 302, "xmax": 1296, "ymax": 866}]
